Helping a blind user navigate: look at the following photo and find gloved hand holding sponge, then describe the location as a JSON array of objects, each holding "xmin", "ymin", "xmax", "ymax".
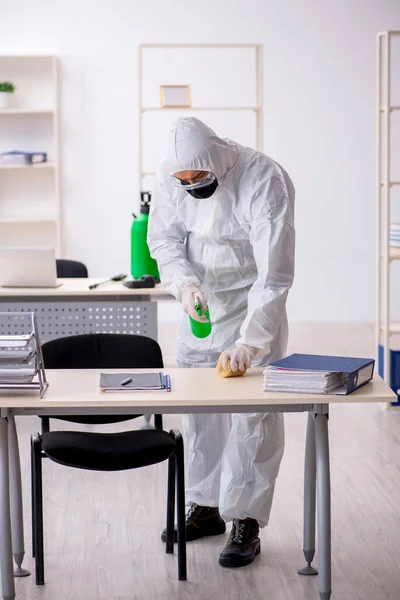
[
  {"xmin": 180, "ymin": 284, "xmax": 258, "ymax": 378},
  {"xmin": 217, "ymin": 345, "xmax": 258, "ymax": 378}
]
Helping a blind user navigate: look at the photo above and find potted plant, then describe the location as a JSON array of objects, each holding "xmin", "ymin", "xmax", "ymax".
[{"xmin": 0, "ymin": 82, "xmax": 16, "ymax": 109}]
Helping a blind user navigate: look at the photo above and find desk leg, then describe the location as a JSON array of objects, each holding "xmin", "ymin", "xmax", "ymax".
[
  {"xmin": 141, "ymin": 414, "xmax": 154, "ymax": 430},
  {"xmin": 315, "ymin": 412, "xmax": 331, "ymax": 600},
  {"xmin": 8, "ymin": 416, "xmax": 30, "ymax": 577},
  {"xmin": 0, "ymin": 417, "xmax": 16, "ymax": 600},
  {"xmin": 298, "ymin": 412, "xmax": 318, "ymax": 576}
]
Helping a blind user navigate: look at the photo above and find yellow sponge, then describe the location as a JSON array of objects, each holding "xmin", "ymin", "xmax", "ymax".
[{"xmin": 216, "ymin": 352, "xmax": 247, "ymax": 378}]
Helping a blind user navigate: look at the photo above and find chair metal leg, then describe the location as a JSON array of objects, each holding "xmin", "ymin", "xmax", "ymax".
[
  {"xmin": 166, "ymin": 456, "xmax": 176, "ymax": 554},
  {"xmin": 171, "ymin": 429, "xmax": 186, "ymax": 581},
  {"xmin": 154, "ymin": 414, "xmax": 163, "ymax": 430},
  {"xmin": 40, "ymin": 418, "xmax": 50, "ymax": 435},
  {"xmin": 32, "ymin": 434, "xmax": 45, "ymax": 585},
  {"xmin": 30, "ymin": 436, "xmax": 36, "ymax": 558}
]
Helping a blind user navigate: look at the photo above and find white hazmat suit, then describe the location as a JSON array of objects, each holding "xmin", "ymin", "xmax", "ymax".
[{"xmin": 148, "ymin": 118, "xmax": 295, "ymax": 527}]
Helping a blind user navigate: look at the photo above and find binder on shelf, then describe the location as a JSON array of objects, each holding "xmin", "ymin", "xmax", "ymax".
[
  {"xmin": 263, "ymin": 354, "xmax": 375, "ymax": 395},
  {"xmin": 390, "ymin": 223, "xmax": 400, "ymax": 247},
  {"xmin": 0, "ymin": 312, "xmax": 48, "ymax": 397},
  {"xmin": 0, "ymin": 151, "xmax": 47, "ymax": 165}
]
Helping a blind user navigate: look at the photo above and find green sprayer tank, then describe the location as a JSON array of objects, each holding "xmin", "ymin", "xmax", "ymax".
[{"xmin": 131, "ymin": 192, "xmax": 160, "ymax": 280}]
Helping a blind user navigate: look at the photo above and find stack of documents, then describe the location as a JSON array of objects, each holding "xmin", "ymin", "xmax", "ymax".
[
  {"xmin": 0, "ymin": 344, "xmax": 36, "ymax": 384},
  {"xmin": 390, "ymin": 223, "xmax": 400, "ymax": 248},
  {"xmin": 0, "ymin": 349, "xmax": 35, "ymax": 365},
  {"xmin": 0, "ymin": 368, "xmax": 36, "ymax": 384},
  {"xmin": 263, "ymin": 354, "xmax": 375, "ymax": 396},
  {"xmin": 0, "ymin": 333, "xmax": 34, "ymax": 348},
  {"xmin": 100, "ymin": 372, "xmax": 171, "ymax": 392},
  {"xmin": 0, "ymin": 313, "xmax": 48, "ymax": 397}
]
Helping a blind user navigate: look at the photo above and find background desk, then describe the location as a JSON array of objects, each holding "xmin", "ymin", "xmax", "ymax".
[
  {"xmin": 0, "ymin": 369, "xmax": 395, "ymax": 600},
  {"xmin": 0, "ymin": 279, "xmax": 172, "ymax": 343}
]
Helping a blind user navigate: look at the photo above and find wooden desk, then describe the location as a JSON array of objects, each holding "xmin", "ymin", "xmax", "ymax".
[
  {"xmin": 0, "ymin": 279, "xmax": 172, "ymax": 343},
  {"xmin": 0, "ymin": 369, "xmax": 395, "ymax": 600}
]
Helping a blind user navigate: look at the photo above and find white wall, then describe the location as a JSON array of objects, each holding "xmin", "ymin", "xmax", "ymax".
[{"xmin": 1, "ymin": 0, "xmax": 400, "ymax": 322}]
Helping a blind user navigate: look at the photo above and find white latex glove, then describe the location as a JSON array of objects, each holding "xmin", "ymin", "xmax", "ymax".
[
  {"xmin": 222, "ymin": 344, "xmax": 258, "ymax": 372},
  {"xmin": 181, "ymin": 284, "xmax": 209, "ymax": 323}
]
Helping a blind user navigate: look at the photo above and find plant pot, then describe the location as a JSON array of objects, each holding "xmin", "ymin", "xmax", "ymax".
[{"xmin": 0, "ymin": 92, "xmax": 12, "ymax": 109}]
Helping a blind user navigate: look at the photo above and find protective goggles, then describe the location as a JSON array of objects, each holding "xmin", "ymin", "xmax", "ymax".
[{"xmin": 171, "ymin": 171, "xmax": 216, "ymax": 191}]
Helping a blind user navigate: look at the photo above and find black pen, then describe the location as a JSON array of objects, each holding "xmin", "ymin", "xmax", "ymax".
[{"xmin": 120, "ymin": 377, "xmax": 133, "ymax": 386}]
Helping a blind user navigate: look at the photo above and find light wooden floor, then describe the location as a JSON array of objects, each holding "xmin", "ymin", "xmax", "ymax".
[{"xmin": 13, "ymin": 322, "xmax": 400, "ymax": 600}]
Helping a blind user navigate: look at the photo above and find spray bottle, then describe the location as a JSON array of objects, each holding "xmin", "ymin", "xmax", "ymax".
[{"xmin": 189, "ymin": 296, "xmax": 212, "ymax": 338}]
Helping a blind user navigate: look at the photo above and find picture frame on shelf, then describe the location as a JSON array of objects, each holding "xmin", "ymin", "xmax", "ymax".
[{"xmin": 160, "ymin": 85, "xmax": 191, "ymax": 108}]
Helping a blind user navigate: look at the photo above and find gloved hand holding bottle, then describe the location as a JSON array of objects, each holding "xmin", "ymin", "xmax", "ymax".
[
  {"xmin": 181, "ymin": 284, "xmax": 212, "ymax": 338},
  {"xmin": 181, "ymin": 284, "xmax": 208, "ymax": 323}
]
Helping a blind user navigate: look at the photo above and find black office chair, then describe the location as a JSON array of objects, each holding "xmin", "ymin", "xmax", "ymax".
[
  {"xmin": 31, "ymin": 334, "xmax": 186, "ymax": 584},
  {"xmin": 56, "ymin": 259, "xmax": 88, "ymax": 278}
]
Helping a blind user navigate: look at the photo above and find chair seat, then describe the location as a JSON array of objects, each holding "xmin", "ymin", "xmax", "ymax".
[{"xmin": 41, "ymin": 429, "xmax": 176, "ymax": 471}]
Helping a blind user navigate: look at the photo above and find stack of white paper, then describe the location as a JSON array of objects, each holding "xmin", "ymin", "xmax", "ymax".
[
  {"xmin": 0, "ymin": 336, "xmax": 36, "ymax": 383},
  {"xmin": 0, "ymin": 349, "xmax": 35, "ymax": 365},
  {"xmin": 263, "ymin": 367, "xmax": 348, "ymax": 394},
  {"xmin": 0, "ymin": 368, "xmax": 36, "ymax": 384}
]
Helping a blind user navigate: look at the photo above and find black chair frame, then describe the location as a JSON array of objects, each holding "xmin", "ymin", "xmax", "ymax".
[{"xmin": 31, "ymin": 428, "xmax": 187, "ymax": 583}]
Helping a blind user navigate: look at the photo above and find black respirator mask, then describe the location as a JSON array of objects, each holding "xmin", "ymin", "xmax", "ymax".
[
  {"xmin": 172, "ymin": 171, "xmax": 219, "ymax": 199},
  {"xmin": 186, "ymin": 178, "xmax": 219, "ymax": 199}
]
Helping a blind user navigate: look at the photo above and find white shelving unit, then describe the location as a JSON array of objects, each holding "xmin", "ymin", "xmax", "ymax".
[
  {"xmin": 0, "ymin": 56, "xmax": 60, "ymax": 253},
  {"xmin": 376, "ymin": 31, "xmax": 400, "ymax": 407},
  {"xmin": 138, "ymin": 43, "xmax": 263, "ymax": 195}
]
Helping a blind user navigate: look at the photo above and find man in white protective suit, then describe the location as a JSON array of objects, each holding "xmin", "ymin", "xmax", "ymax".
[{"xmin": 147, "ymin": 117, "xmax": 295, "ymax": 568}]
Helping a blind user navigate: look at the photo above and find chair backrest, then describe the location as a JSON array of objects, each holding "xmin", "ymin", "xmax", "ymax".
[
  {"xmin": 42, "ymin": 333, "xmax": 163, "ymax": 369},
  {"xmin": 56, "ymin": 259, "xmax": 88, "ymax": 278}
]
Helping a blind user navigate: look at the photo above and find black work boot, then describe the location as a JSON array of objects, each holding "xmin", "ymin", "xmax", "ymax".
[
  {"xmin": 219, "ymin": 518, "xmax": 260, "ymax": 568},
  {"xmin": 161, "ymin": 503, "xmax": 226, "ymax": 543}
]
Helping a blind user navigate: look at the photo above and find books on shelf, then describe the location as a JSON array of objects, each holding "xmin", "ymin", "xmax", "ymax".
[
  {"xmin": 0, "ymin": 151, "xmax": 47, "ymax": 165},
  {"xmin": 263, "ymin": 354, "xmax": 375, "ymax": 396},
  {"xmin": 390, "ymin": 223, "xmax": 400, "ymax": 247}
]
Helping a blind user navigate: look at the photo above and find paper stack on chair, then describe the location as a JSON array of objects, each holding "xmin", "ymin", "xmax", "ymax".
[{"xmin": 263, "ymin": 354, "xmax": 375, "ymax": 396}]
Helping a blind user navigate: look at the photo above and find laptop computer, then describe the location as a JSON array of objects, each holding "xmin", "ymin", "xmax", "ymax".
[{"xmin": 0, "ymin": 248, "xmax": 62, "ymax": 288}]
